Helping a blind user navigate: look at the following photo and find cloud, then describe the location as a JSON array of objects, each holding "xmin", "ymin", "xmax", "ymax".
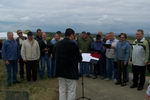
[{"xmin": 0, "ymin": 0, "xmax": 150, "ymax": 33}]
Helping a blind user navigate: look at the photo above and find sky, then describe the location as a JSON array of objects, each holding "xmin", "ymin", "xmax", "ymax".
[{"xmin": 0, "ymin": 0, "xmax": 150, "ymax": 34}]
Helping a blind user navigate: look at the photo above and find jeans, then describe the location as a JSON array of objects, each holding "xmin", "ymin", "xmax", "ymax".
[
  {"xmin": 5, "ymin": 60, "xmax": 18, "ymax": 85},
  {"xmin": 99, "ymin": 57, "xmax": 106, "ymax": 78},
  {"xmin": 114, "ymin": 61, "xmax": 118, "ymax": 80},
  {"xmin": 106, "ymin": 58, "xmax": 114, "ymax": 79},
  {"xmin": 93, "ymin": 61, "xmax": 100, "ymax": 76},
  {"xmin": 51, "ymin": 57, "xmax": 56, "ymax": 77},
  {"xmin": 18, "ymin": 58, "xmax": 25, "ymax": 79},
  {"xmin": 80, "ymin": 62, "xmax": 90, "ymax": 76},
  {"xmin": 58, "ymin": 78, "xmax": 77, "ymax": 100},
  {"xmin": 40, "ymin": 54, "xmax": 51, "ymax": 78}
]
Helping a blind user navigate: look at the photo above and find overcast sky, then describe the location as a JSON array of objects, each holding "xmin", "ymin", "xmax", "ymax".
[{"xmin": 0, "ymin": 0, "xmax": 150, "ymax": 34}]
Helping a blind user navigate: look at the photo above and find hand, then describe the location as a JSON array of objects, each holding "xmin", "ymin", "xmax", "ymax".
[
  {"xmin": 111, "ymin": 46, "xmax": 115, "ymax": 49},
  {"xmin": 5, "ymin": 60, "xmax": 9, "ymax": 65},
  {"xmin": 124, "ymin": 61, "xmax": 127, "ymax": 65},
  {"xmin": 80, "ymin": 50, "xmax": 82, "ymax": 53},
  {"xmin": 44, "ymin": 48, "xmax": 49, "ymax": 51},
  {"xmin": 145, "ymin": 62, "xmax": 149, "ymax": 66}
]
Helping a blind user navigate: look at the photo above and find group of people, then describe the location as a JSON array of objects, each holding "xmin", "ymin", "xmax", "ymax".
[
  {"xmin": 1, "ymin": 29, "xmax": 62, "ymax": 86},
  {"xmin": 1, "ymin": 28, "xmax": 150, "ymax": 100},
  {"xmin": 77, "ymin": 29, "xmax": 149, "ymax": 90}
]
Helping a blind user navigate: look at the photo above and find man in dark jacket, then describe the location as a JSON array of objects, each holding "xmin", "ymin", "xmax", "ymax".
[
  {"xmin": 35, "ymin": 28, "xmax": 42, "ymax": 43},
  {"xmin": 39, "ymin": 32, "xmax": 53, "ymax": 78},
  {"xmin": 52, "ymin": 28, "xmax": 82, "ymax": 100},
  {"xmin": 35, "ymin": 28, "xmax": 43, "ymax": 75},
  {"xmin": 16, "ymin": 30, "xmax": 27, "ymax": 79}
]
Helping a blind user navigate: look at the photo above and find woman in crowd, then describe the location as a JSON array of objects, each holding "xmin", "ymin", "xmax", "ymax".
[{"xmin": 115, "ymin": 33, "xmax": 130, "ymax": 86}]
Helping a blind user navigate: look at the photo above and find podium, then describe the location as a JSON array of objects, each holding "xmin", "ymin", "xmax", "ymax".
[{"xmin": 76, "ymin": 53, "xmax": 99, "ymax": 100}]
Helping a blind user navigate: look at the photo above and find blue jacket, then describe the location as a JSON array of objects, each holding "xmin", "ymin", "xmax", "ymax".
[
  {"xmin": 2, "ymin": 40, "xmax": 19, "ymax": 60},
  {"xmin": 115, "ymin": 41, "xmax": 130, "ymax": 62},
  {"xmin": 91, "ymin": 41, "xmax": 105, "ymax": 54}
]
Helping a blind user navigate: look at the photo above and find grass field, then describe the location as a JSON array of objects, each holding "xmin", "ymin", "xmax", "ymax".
[{"xmin": 0, "ymin": 60, "xmax": 59, "ymax": 100}]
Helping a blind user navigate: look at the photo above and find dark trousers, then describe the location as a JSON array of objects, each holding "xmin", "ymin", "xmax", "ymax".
[
  {"xmin": 132, "ymin": 65, "xmax": 146, "ymax": 87},
  {"xmin": 117, "ymin": 61, "xmax": 126, "ymax": 83},
  {"xmin": 51, "ymin": 58, "xmax": 56, "ymax": 77},
  {"xmin": 99, "ymin": 57, "xmax": 106, "ymax": 78},
  {"xmin": 93, "ymin": 61, "xmax": 100, "ymax": 76},
  {"xmin": 19, "ymin": 58, "xmax": 25, "ymax": 79},
  {"xmin": 26, "ymin": 60, "xmax": 38, "ymax": 81},
  {"xmin": 5, "ymin": 60, "xmax": 18, "ymax": 85}
]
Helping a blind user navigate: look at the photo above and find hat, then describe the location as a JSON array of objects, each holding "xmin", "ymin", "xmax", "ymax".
[
  {"xmin": 27, "ymin": 32, "xmax": 33, "ymax": 36},
  {"xmin": 24, "ymin": 30, "xmax": 31, "ymax": 34}
]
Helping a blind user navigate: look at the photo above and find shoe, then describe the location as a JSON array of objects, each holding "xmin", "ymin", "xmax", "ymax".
[
  {"xmin": 86, "ymin": 75, "xmax": 91, "ymax": 78},
  {"xmin": 115, "ymin": 81, "xmax": 121, "ymax": 85},
  {"xmin": 92, "ymin": 76, "xmax": 97, "ymax": 79},
  {"xmin": 137, "ymin": 86, "xmax": 143, "ymax": 91},
  {"xmin": 6, "ymin": 83, "xmax": 12, "ymax": 87},
  {"xmin": 100, "ymin": 77, "xmax": 105, "ymax": 80},
  {"xmin": 121, "ymin": 83, "xmax": 126, "ymax": 87},
  {"xmin": 104, "ymin": 78, "xmax": 110, "ymax": 81},
  {"xmin": 130, "ymin": 84, "xmax": 137, "ymax": 88},
  {"xmin": 13, "ymin": 81, "xmax": 20, "ymax": 84}
]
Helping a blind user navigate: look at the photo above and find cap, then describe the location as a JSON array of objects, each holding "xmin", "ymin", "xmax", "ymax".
[{"xmin": 27, "ymin": 32, "xmax": 33, "ymax": 36}]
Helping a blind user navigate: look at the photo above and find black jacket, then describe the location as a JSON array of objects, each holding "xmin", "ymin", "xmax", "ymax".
[
  {"xmin": 52, "ymin": 38, "xmax": 82, "ymax": 80},
  {"xmin": 35, "ymin": 36, "xmax": 42, "ymax": 44},
  {"xmin": 39, "ymin": 40, "xmax": 53, "ymax": 57},
  {"xmin": 16, "ymin": 36, "xmax": 27, "ymax": 50}
]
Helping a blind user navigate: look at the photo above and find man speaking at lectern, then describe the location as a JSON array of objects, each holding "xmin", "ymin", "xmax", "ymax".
[{"xmin": 52, "ymin": 28, "xmax": 82, "ymax": 100}]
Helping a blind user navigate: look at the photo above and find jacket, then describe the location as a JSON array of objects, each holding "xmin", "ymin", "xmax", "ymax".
[
  {"xmin": 52, "ymin": 38, "xmax": 82, "ymax": 80},
  {"xmin": 2, "ymin": 39, "xmax": 19, "ymax": 60},
  {"xmin": 16, "ymin": 36, "xmax": 27, "ymax": 58},
  {"xmin": 77, "ymin": 37, "xmax": 92, "ymax": 53},
  {"xmin": 91, "ymin": 41, "xmax": 105, "ymax": 56},
  {"xmin": 39, "ymin": 40, "xmax": 53, "ymax": 57},
  {"xmin": 115, "ymin": 41, "xmax": 130, "ymax": 62},
  {"xmin": 21, "ymin": 39, "xmax": 40, "ymax": 61},
  {"xmin": 132, "ymin": 38, "xmax": 149, "ymax": 66},
  {"xmin": 105, "ymin": 38, "xmax": 119, "ymax": 58}
]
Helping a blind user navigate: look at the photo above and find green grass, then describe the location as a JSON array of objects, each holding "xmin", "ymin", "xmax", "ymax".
[{"xmin": 0, "ymin": 60, "xmax": 59, "ymax": 100}]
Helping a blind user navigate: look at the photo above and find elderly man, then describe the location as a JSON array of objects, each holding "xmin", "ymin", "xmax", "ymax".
[
  {"xmin": 21, "ymin": 32, "xmax": 40, "ymax": 82},
  {"xmin": 2, "ymin": 32, "xmax": 19, "ymax": 86},
  {"xmin": 16, "ymin": 30, "xmax": 27, "ymax": 80},
  {"xmin": 130, "ymin": 29, "xmax": 149, "ymax": 91},
  {"xmin": 104, "ymin": 32, "xmax": 119, "ymax": 81},
  {"xmin": 39, "ymin": 32, "xmax": 52, "ymax": 78}
]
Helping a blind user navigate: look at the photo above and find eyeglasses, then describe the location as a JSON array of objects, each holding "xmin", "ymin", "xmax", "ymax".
[
  {"xmin": 18, "ymin": 32, "xmax": 22, "ymax": 34},
  {"xmin": 120, "ymin": 37, "xmax": 125, "ymax": 38}
]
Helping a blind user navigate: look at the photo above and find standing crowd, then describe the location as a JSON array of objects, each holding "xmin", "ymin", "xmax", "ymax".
[{"xmin": 1, "ymin": 28, "xmax": 150, "ymax": 100}]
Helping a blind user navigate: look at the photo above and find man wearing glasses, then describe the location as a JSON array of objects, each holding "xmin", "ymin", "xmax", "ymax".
[{"xmin": 16, "ymin": 30, "xmax": 27, "ymax": 80}]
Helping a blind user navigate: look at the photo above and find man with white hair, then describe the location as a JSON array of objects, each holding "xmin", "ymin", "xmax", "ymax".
[{"xmin": 2, "ymin": 32, "xmax": 19, "ymax": 86}]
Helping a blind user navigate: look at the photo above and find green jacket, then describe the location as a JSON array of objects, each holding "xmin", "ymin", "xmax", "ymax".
[{"xmin": 77, "ymin": 37, "xmax": 92, "ymax": 53}]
